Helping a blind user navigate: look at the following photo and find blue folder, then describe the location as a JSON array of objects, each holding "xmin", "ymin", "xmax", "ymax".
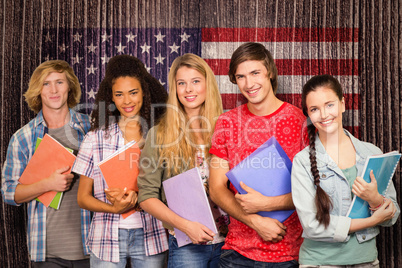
[
  {"xmin": 347, "ymin": 151, "xmax": 401, "ymax": 219},
  {"xmin": 226, "ymin": 136, "xmax": 294, "ymax": 222}
]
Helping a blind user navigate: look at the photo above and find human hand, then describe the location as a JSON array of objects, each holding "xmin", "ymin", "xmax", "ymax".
[
  {"xmin": 250, "ymin": 214, "xmax": 287, "ymax": 242},
  {"xmin": 371, "ymin": 198, "xmax": 396, "ymax": 224},
  {"xmin": 46, "ymin": 166, "xmax": 74, "ymax": 192},
  {"xmin": 235, "ymin": 182, "xmax": 266, "ymax": 214},
  {"xmin": 182, "ymin": 221, "xmax": 215, "ymax": 244},
  {"xmin": 104, "ymin": 187, "xmax": 125, "ymax": 204},
  {"xmin": 352, "ymin": 170, "xmax": 383, "ymax": 206},
  {"xmin": 105, "ymin": 188, "xmax": 137, "ymax": 214}
]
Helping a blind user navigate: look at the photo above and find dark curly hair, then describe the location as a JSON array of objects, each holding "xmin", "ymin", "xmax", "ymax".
[
  {"xmin": 302, "ymin": 74, "xmax": 343, "ymax": 228},
  {"xmin": 90, "ymin": 55, "xmax": 167, "ymax": 134}
]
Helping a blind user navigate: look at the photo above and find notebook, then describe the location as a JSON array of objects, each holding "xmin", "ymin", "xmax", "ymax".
[
  {"xmin": 97, "ymin": 140, "xmax": 141, "ymax": 218},
  {"xmin": 225, "ymin": 136, "xmax": 294, "ymax": 222},
  {"xmin": 163, "ymin": 168, "xmax": 217, "ymax": 247},
  {"xmin": 347, "ymin": 151, "xmax": 401, "ymax": 219},
  {"xmin": 19, "ymin": 134, "xmax": 76, "ymax": 207}
]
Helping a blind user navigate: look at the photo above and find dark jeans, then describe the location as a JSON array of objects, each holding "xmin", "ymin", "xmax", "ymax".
[
  {"xmin": 219, "ymin": 249, "xmax": 299, "ymax": 268},
  {"xmin": 32, "ymin": 258, "xmax": 89, "ymax": 268}
]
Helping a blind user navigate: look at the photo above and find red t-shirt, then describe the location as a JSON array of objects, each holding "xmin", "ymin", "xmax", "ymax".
[{"xmin": 210, "ymin": 102, "xmax": 306, "ymax": 262}]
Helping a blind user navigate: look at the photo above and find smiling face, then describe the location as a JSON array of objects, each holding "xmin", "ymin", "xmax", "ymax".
[
  {"xmin": 112, "ymin": 76, "xmax": 143, "ymax": 120},
  {"xmin": 175, "ymin": 66, "xmax": 207, "ymax": 117},
  {"xmin": 234, "ymin": 60, "xmax": 274, "ymax": 107},
  {"xmin": 305, "ymin": 86, "xmax": 345, "ymax": 136},
  {"xmin": 40, "ymin": 71, "xmax": 70, "ymax": 113}
]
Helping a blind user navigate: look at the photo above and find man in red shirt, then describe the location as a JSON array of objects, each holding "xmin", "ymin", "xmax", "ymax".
[{"xmin": 209, "ymin": 42, "xmax": 305, "ymax": 267}]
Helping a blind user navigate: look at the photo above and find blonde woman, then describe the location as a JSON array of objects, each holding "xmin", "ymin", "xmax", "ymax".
[{"xmin": 138, "ymin": 53, "xmax": 228, "ymax": 268}]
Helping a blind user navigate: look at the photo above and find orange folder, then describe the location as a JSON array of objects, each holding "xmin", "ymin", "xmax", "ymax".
[
  {"xmin": 97, "ymin": 140, "xmax": 141, "ymax": 218},
  {"xmin": 19, "ymin": 134, "xmax": 76, "ymax": 207}
]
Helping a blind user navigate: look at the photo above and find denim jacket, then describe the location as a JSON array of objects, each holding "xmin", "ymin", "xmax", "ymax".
[{"xmin": 291, "ymin": 130, "xmax": 400, "ymax": 244}]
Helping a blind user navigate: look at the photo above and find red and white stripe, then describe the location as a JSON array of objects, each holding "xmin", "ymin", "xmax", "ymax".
[{"xmin": 201, "ymin": 28, "xmax": 359, "ymax": 136}]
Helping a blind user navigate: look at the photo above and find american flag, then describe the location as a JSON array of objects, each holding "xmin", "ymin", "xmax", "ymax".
[{"xmin": 42, "ymin": 27, "xmax": 359, "ymax": 137}]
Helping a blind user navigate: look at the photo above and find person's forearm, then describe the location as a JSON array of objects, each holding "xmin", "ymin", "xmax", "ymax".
[
  {"xmin": 77, "ymin": 175, "xmax": 122, "ymax": 213},
  {"xmin": 209, "ymin": 156, "xmax": 267, "ymax": 231},
  {"xmin": 350, "ymin": 199, "xmax": 396, "ymax": 233},
  {"xmin": 209, "ymin": 156, "xmax": 288, "ymax": 242},
  {"xmin": 14, "ymin": 180, "xmax": 51, "ymax": 204},
  {"xmin": 349, "ymin": 217, "xmax": 376, "ymax": 233},
  {"xmin": 210, "ymin": 184, "xmax": 259, "ymax": 228},
  {"xmin": 140, "ymin": 197, "xmax": 191, "ymax": 232},
  {"xmin": 77, "ymin": 191, "xmax": 117, "ymax": 213},
  {"xmin": 261, "ymin": 193, "xmax": 295, "ymax": 211},
  {"xmin": 141, "ymin": 197, "xmax": 216, "ymax": 243}
]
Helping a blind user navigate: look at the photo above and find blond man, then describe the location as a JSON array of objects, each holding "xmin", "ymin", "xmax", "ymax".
[{"xmin": 1, "ymin": 60, "xmax": 91, "ymax": 267}]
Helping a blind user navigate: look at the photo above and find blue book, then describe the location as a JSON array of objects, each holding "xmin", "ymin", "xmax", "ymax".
[
  {"xmin": 347, "ymin": 151, "xmax": 401, "ymax": 219},
  {"xmin": 225, "ymin": 136, "xmax": 294, "ymax": 222}
]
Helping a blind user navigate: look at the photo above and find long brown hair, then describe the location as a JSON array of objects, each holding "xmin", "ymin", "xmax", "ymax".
[{"xmin": 301, "ymin": 74, "xmax": 343, "ymax": 228}]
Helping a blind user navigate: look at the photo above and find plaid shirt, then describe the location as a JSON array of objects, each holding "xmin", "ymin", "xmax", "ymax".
[
  {"xmin": 72, "ymin": 123, "xmax": 168, "ymax": 263},
  {"xmin": 1, "ymin": 109, "xmax": 91, "ymax": 262}
]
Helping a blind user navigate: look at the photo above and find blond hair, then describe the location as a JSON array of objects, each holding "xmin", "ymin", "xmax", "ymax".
[
  {"xmin": 24, "ymin": 60, "xmax": 81, "ymax": 113},
  {"xmin": 156, "ymin": 53, "xmax": 223, "ymax": 175}
]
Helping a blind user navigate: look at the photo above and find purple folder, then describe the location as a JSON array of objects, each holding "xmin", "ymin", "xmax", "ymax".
[
  {"xmin": 162, "ymin": 167, "xmax": 217, "ymax": 247},
  {"xmin": 225, "ymin": 136, "xmax": 294, "ymax": 222}
]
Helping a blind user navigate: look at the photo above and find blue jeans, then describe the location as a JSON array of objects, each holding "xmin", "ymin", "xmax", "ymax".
[
  {"xmin": 90, "ymin": 228, "xmax": 166, "ymax": 268},
  {"xmin": 168, "ymin": 234, "xmax": 224, "ymax": 268},
  {"xmin": 219, "ymin": 249, "xmax": 299, "ymax": 268}
]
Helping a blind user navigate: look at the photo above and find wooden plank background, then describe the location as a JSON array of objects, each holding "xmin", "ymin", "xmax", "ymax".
[{"xmin": 0, "ymin": 0, "xmax": 400, "ymax": 267}]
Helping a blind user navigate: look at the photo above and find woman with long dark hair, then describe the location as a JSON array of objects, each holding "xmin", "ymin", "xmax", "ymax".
[{"xmin": 291, "ymin": 74, "xmax": 400, "ymax": 267}]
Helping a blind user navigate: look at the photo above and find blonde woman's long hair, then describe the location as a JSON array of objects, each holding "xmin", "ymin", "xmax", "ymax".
[{"xmin": 156, "ymin": 53, "xmax": 223, "ymax": 176}]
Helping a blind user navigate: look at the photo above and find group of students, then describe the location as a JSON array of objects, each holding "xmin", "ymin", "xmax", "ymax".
[{"xmin": 1, "ymin": 42, "xmax": 400, "ymax": 268}]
